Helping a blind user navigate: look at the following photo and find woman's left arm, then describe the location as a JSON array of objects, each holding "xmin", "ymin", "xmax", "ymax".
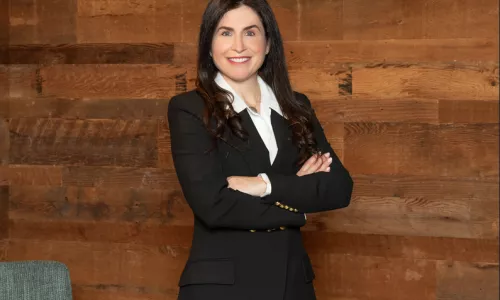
[{"xmin": 261, "ymin": 93, "xmax": 354, "ymax": 213}]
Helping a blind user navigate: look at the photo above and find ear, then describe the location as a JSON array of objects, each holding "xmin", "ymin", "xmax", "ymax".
[{"xmin": 265, "ymin": 39, "xmax": 270, "ymax": 55}]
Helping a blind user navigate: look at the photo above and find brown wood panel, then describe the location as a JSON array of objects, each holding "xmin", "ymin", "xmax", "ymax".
[
  {"xmin": 7, "ymin": 44, "xmax": 174, "ymax": 65},
  {"xmin": 181, "ymin": 0, "xmax": 209, "ymax": 43},
  {"xmin": 343, "ymin": 0, "xmax": 425, "ymax": 40},
  {"xmin": 310, "ymin": 98, "xmax": 438, "ymax": 124},
  {"xmin": 0, "ymin": 0, "xmax": 9, "ymax": 45},
  {"xmin": 8, "ymin": 97, "xmax": 170, "ymax": 119},
  {"xmin": 0, "ymin": 166, "xmax": 7, "ymax": 186},
  {"xmin": 299, "ymin": 0, "xmax": 343, "ymax": 40},
  {"xmin": 439, "ymin": 100, "xmax": 499, "ymax": 123},
  {"xmin": 62, "ymin": 166, "xmax": 177, "ymax": 189},
  {"xmin": 0, "ymin": 118, "xmax": 8, "ymax": 163},
  {"xmin": 5, "ymin": 239, "xmax": 188, "ymax": 291},
  {"xmin": 37, "ymin": 64, "xmax": 192, "ymax": 99},
  {"xmin": 344, "ymin": 123, "xmax": 498, "ymax": 178},
  {"xmin": 353, "ymin": 64, "xmax": 499, "ymax": 101},
  {"xmin": 7, "ymin": 65, "xmax": 38, "ymax": 98},
  {"xmin": 423, "ymin": 0, "xmax": 499, "ymax": 39},
  {"xmin": 8, "ymin": 184, "xmax": 189, "ymax": 226},
  {"xmin": 0, "ymin": 186, "xmax": 8, "ymax": 239},
  {"xmin": 9, "ymin": 118, "xmax": 159, "ymax": 167},
  {"xmin": 0, "ymin": 240, "xmax": 7, "ymax": 261},
  {"xmin": 341, "ymin": 0, "xmax": 498, "ymax": 40},
  {"xmin": 311, "ymin": 253, "xmax": 436, "ymax": 300},
  {"xmin": 303, "ymin": 231, "xmax": 498, "ymax": 263},
  {"xmin": 6, "ymin": 165, "xmax": 63, "ymax": 186},
  {"xmin": 436, "ymin": 261, "xmax": 499, "ymax": 300},
  {"xmin": 9, "ymin": 0, "xmax": 76, "ymax": 44},
  {"xmin": 304, "ymin": 175, "xmax": 498, "ymax": 238},
  {"xmin": 268, "ymin": 0, "xmax": 299, "ymax": 41},
  {"xmin": 289, "ymin": 67, "xmax": 342, "ymax": 100},
  {"xmin": 72, "ymin": 284, "xmax": 178, "ymax": 300},
  {"xmin": 76, "ymin": 0, "xmax": 182, "ymax": 43}
]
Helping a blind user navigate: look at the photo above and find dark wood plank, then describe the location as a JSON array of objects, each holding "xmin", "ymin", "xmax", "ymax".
[
  {"xmin": 9, "ymin": 118, "xmax": 159, "ymax": 167},
  {"xmin": 0, "ymin": 186, "xmax": 8, "ymax": 239},
  {"xmin": 181, "ymin": 0, "xmax": 209, "ymax": 43},
  {"xmin": 304, "ymin": 174, "xmax": 498, "ymax": 238},
  {"xmin": 0, "ymin": 118, "xmax": 8, "ymax": 164},
  {"xmin": 311, "ymin": 253, "xmax": 436, "ymax": 300},
  {"xmin": 5, "ymin": 239, "xmax": 188, "ymax": 290},
  {"xmin": 7, "ymin": 44, "xmax": 174, "ymax": 64},
  {"xmin": 439, "ymin": 100, "xmax": 499, "ymax": 124},
  {"xmin": 0, "ymin": 240, "xmax": 7, "ymax": 261},
  {"xmin": 299, "ymin": 0, "xmax": 343, "ymax": 40},
  {"xmin": 352, "ymin": 63, "xmax": 499, "ymax": 101},
  {"xmin": 8, "ymin": 184, "xmax": 189, "ymax": 225},
  {"xmin": 76, "ymin": 0, "xmax": 183, "ymax": 43},
  {"xmin": 344, "ymin": 123, "xmax": 498, "ymax": 179},
  {"xmin": 437, "ymin": 261, "xmax": 499, "ymax": 300},
  {"xmin": 36, "ymin": 0, "xmax": 76, "ymax": 43},
  {"xmin": 303, "ymin": 231, "xmax": 498, "ymax": 263},
  {"xmin": 8, "ymin": 97, "xmax": 170, "ymax": 119}
]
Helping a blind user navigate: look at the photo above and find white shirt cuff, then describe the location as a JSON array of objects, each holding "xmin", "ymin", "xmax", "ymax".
[{"xmin": 258, "ymin": 173, "xmax": 272, "ymax": 197}]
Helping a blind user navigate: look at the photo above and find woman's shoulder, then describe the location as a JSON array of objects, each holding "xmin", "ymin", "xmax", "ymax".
[{"xmin": 168, "ymin": 89, "xmax": 205, "ymax": 116}]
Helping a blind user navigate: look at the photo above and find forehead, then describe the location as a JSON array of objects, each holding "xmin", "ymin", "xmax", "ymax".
[{"xmin": 217, "ymin": 5, "xmax": 263, "ymax": 29}]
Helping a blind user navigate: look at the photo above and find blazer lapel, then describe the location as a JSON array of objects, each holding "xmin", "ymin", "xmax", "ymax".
[{"xmin": 270, "ymin": 110, "xmax": 291, "ymax": 169}]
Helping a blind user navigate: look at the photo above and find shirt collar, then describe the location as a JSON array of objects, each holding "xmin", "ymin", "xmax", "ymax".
[{"xmin": 214, "ymin": 72, "xmax": 283, "ymax": 116}]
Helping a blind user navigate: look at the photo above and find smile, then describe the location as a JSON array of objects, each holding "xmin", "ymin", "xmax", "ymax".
[{"xmin": 228, "ymin": 57, "xmax": 250, "ymax": 63}]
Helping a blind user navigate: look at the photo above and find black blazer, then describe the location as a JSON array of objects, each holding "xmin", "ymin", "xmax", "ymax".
[{"xmin": 168, "ymin": 90, "xmax": 353, "ymax": 300}]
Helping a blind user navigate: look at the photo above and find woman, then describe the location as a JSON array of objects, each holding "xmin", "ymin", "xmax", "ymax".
[{"xmin": 167, "ymin": 0, "xmax": 353, "ymax": 299}]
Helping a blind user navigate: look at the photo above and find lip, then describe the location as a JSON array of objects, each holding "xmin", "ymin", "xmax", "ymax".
[{"xmin": 227, "ymin": 57, "xmax": 251, "ymax": 64}]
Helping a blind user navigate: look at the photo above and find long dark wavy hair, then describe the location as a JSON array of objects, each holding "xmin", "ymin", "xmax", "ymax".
[{"xmin": 196, "ymin": 0, "xmax": 318, "ymax": 165}]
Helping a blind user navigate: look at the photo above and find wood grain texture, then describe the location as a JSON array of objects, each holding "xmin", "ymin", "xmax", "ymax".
[
  {"xmin": 9, "ymin": 118, "xmax": 159, "ymax": 167},
  {"xmin": 311, "ymin": 253, "xmax": 436, "ymax": 300},
  {"xmin": 436, "ymin": 261, "xmax": 499, "ymax": 300},
  {"xmin": 299, "ymin": 0, "xmax": 343, "ymax": 40},
  {"xmin": 5, "ymin": 238, "xmax": 188, "ymax": 291},
  {"xmin": 304, "ymin": 175, "xmax": 499, "ymax": 238},
  {"xmin": 7, "ymin": 44, "xmax": 174, "ymax": 65},
  {"xmin": 352, "ymin": 63, "xmax": 499, "ymax": 100},
  {"xmin": 77, "ymin": 0, "xmax": 183, "ymax": 43},
  {"xmin": 0, "ymin": 186, "xmax": 8, "ymax": 239},
  {"xmin": 439, "ymin": 100, "xmax": 499, "ymax": 123},
  {"xmin": 0, "ymin": 118, "xmax": 8, "ymax": 164},
  {"xmin": 344, "ymin": 123, "xmax": 498, "ymax": 178}
]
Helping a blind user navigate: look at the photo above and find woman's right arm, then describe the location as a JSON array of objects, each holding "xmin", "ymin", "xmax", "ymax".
[{"xmin": 167, "ymin": 94, "xmax": 306, "ymax": 230}]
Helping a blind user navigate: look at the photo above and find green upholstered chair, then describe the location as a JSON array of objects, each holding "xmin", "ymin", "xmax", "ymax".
[{"xmin": 0, "ymin": 260, "xmax": 73, "ymax": 300}]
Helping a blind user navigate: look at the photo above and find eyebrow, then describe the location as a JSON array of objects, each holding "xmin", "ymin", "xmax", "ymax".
[{"xmin": 217, "ymin": 25, "xmax": 261, "ymax": 32}]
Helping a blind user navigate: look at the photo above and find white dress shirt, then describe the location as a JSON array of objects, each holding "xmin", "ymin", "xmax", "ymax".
[{"xmin": 215, "ymin": 72, "xmax": 282, "ymax": 197}]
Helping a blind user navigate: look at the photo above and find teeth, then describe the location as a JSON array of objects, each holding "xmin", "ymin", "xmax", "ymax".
[{"xmin": 229, "ymin": 57, "xmax": 249, "ymax": 63}]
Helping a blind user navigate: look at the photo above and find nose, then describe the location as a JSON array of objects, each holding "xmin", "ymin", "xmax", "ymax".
[{"xmin": 232, "ymin": 34, "xmax": 245, "ymax": 53}]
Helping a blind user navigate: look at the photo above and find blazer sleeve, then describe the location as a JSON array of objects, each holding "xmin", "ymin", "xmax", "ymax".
[
  {"xmin": 262, "ymin": 93, "xmax": 354, "ymax": 213},
  {"xmin": 168, "ymin": 94, "xmax": 307, "ymax": 230}
]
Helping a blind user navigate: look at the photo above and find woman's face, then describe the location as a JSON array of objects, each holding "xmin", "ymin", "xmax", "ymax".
[{"xmin": 211, "ymin": 5, "xmax": 270, "ymax": 84}]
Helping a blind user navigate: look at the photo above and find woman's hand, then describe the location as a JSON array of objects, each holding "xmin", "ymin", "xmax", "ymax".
[
  {"xmin": 227, "ymin": 176, "xmax": 267, "ymax": 197},
  {"xmin": 296, "ymin": 152, "xmax": 332, "ymax": 177}
]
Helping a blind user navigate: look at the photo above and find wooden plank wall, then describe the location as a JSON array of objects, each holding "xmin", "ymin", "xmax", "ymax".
[{"xmin": 0, "ymin": 0, "xmax": 498, "ymax": 299}]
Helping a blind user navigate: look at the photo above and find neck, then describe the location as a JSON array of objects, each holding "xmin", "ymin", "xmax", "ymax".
[{"xmin": 222, "ymin": 74, "xmax": 261, "ymax": 108}]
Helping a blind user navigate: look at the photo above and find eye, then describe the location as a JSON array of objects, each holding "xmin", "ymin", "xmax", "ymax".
[
  {"xmin": 246, "ymin": 30, "xmax": 256, "ymax": 36},
  {"xmin": 221, "ymin": 31, "xmax": 232, "ymax": 36}
]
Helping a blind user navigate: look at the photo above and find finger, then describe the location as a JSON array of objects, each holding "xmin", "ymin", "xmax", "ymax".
[
  {"xmin": 308, "ymin": 154, "xmax": 324, "ymax": 173},
  {"xmin": 318, "ymin": 154, "xmax": 333, "ymax": 172},
  {"xmin": 300, "ymin": 154, "xmax": 318, "ymax": 173}
]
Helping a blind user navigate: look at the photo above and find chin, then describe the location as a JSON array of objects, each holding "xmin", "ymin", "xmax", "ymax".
[{"xmin": 221, "ymin": 69, "xmax": 258, "ymax": 83}]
